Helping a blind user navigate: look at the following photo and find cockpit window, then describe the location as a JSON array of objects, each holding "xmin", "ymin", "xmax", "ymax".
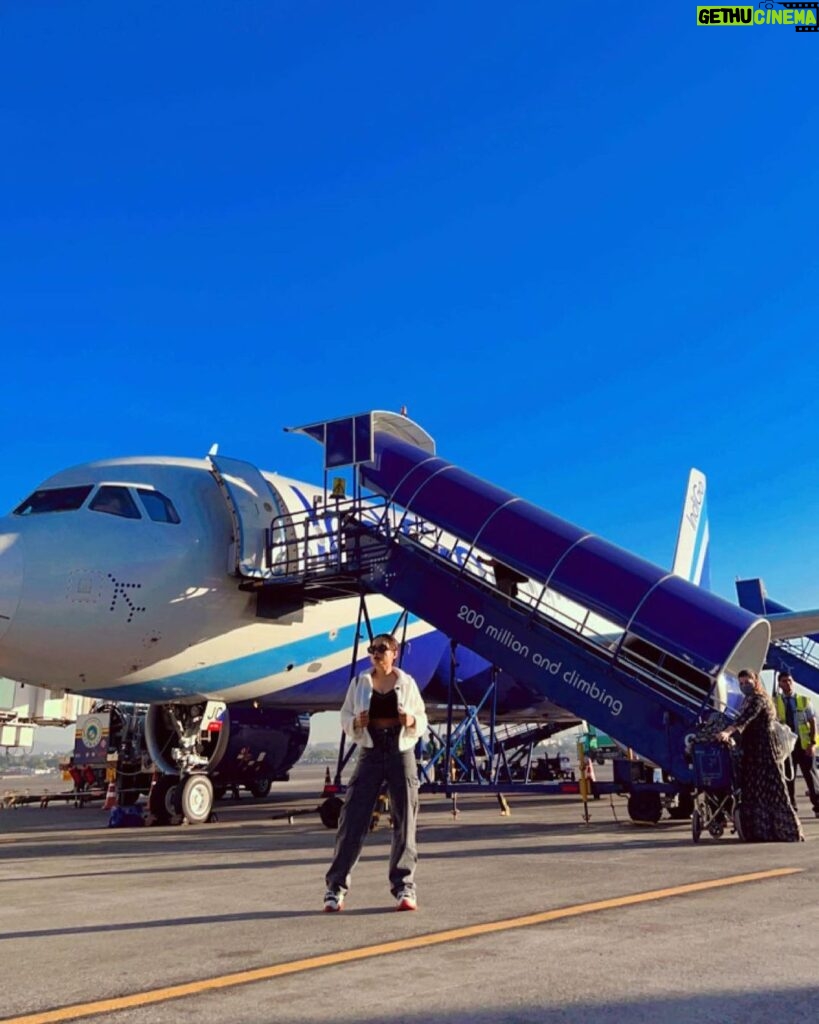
[
  {"xmin": 13, "ymin": 485, "xmax": 94, "ymax": 515},
  {"xmin": 136, "ymin": 488, "xmax": 181, "ymax": 524},
  {"xmin": 89, "ymin": 485, "xmax": 142, "ymax": 520}
]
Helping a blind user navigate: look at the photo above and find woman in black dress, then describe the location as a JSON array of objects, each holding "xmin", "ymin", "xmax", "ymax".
[{"xmin": 716, "ymin": 669, "xmax": 803, "ymax": 842}]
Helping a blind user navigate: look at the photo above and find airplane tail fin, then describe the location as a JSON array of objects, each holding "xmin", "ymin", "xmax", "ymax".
[{"xmin": 671, "ymin": 468, "xmax": 711, "ymax": 589}]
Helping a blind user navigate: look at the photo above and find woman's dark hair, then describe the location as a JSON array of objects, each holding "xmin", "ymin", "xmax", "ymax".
[{"xmin": 737, "ymin": 669, "xmax": 769, "ymax": 699}]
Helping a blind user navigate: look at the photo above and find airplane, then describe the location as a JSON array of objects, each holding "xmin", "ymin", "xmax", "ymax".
[{"xmin": 0, "ymin": 452, "xmax": 430, "ymax": 820}]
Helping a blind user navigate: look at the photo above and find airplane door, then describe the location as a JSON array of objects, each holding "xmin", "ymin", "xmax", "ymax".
[{"xmin": 209, "ymin": 455, "xmax": 283, "ymax": 577}]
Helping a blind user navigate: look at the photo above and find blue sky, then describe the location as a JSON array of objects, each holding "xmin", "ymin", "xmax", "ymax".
[{"xmin": 2, "ymin": 1, "xmax": 818, "ymax": 619}]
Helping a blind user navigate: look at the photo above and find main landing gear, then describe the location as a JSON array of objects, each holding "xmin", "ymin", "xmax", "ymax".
[{"xmin": 147, "ymin": 773, "xmax": 215, "ymax": 825}]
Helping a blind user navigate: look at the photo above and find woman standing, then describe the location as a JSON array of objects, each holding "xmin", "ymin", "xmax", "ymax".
[
  {"xmin": 324, "ymin": 633, "xmax": 427, "ymax": 912},
  {"xmin": 716, "ymin": 669, "xmax": 803, "ymax": 842}
]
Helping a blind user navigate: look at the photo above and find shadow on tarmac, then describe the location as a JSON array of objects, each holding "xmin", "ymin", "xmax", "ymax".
[
  {"xmin": 279, "ymin": 989, "xmax": 819, "ymax": 1024},
  {"xmin": 0, "ymin": 904, "xmax": 402, "ymax": 942}
]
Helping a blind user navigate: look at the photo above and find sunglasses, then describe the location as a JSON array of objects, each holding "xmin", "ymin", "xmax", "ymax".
[{"xmin": 368, "ymin": 643, "xmax": 392, "ymax": 655}]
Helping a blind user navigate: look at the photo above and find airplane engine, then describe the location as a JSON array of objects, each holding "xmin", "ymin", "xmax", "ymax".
[{"xmin": 144, "ymin": 702, "xmax": 310, "ymax": 822}]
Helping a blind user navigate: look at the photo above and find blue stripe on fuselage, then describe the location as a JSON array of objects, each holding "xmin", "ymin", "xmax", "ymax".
[
  {"xmin": 96, "ymin": 612, "xmax": 417, "ymax": 703},
  {"xmin": 270, "ymin": 629, "xmax": 449, "ymax": 708}
]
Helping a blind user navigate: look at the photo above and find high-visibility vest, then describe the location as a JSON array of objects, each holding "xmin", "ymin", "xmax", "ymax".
[{"xmin": 774, "ymin": 693, "xmax": 817, "ymax": 750}]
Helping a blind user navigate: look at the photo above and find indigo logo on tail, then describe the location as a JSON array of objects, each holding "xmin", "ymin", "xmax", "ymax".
[{"xmin": 672, "ymin": 468, "xmax": 711, "ymax": 589}]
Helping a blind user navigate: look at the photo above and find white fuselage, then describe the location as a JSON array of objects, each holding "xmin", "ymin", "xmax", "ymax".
[{"xmin": 0, "ymin": 456, "xmax": 435, "ymax": 707}]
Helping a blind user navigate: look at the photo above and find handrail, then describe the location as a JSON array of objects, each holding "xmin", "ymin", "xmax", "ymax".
[
  {"xmin": 261, "ymin": 495, "xmax": 720, "ymax": 717},
  {"xmin": 772, "ymin": 636, "xmax": 819, "ymax": 672}
]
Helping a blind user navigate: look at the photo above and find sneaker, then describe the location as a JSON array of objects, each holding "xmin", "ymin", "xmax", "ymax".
[
  {"xmin": 395, "ymin": 888, "xmax": 417, "ymax": 912},
  {"xmin": 324, "ymin": 889, "xmax": 344, "ymax": 913}
]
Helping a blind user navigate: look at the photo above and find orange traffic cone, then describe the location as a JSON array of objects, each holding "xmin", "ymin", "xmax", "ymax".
[
  {"xmin": 322, "ymin": 767, "xmax": 338, "ymax": 795},
  {"xmin": 103, "ymin": 780, "xmax": 118, "ymax": 811}
]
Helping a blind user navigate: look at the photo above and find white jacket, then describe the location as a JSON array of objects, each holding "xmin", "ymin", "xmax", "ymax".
[{"xmin": 340, "ymin": 667, "xmax": 428, "ymax": 752}]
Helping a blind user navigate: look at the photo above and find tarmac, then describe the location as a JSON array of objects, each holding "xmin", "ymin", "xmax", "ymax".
[{"xmin": 1, "ymin": 764, "xmax": 818, "ymax": 1024}]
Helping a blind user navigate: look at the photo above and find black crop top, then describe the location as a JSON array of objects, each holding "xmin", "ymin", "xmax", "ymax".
[{"xmin": 369, "ymin": 688, "xmax": 399, "ymax": 718}]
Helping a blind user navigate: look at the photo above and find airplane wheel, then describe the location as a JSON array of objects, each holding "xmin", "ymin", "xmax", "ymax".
[
  {"xmin": 319, "ymin": 796, "xmax": 343, "ymax": 830},
  {"xmin": 627, "ymin": 791, "xmax": 663, "ymax": 824},
  {"xmin": 148, "ymin": 775, "xmax": 181, "ymax": 824},
  {"xmin": 248, "ymin": 778, "xmax": 272, "ymax": 799},
  {"xmin": 179, "ymin": 775, "xmax": 214, "ymax": 824},
  {"xmin": 692, "ymin": 808, "xmax": 702, "ymax": 843}
]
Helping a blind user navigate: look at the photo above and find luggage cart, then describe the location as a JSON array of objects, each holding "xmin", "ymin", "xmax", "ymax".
[{"xmin": 691, "ymin": 740, "xmax": 742, "ymax": 843}]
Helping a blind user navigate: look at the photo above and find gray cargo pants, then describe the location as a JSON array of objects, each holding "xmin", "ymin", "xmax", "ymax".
[{"xmin": 325, "ymin": 727, "xmax": 419, "ymax": 897}]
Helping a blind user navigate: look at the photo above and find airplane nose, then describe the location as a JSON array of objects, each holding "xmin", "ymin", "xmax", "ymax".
[{"xmin": 0, "ymin": 531, "xmax": 24, "ymax": 643}]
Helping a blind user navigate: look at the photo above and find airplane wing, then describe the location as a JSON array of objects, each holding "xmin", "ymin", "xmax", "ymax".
[
  {"xmin": 766, "ymin": 610, "xmax": 819, "ymax": 642},
  {"xmin": 735, "ymin": 579, "xmax": 819, "ymax": 643}
]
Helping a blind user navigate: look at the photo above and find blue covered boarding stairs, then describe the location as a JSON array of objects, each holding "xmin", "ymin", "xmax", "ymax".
[{"xmin": 234, "ymin": 413, "xmax": 771, "ymax": 799}]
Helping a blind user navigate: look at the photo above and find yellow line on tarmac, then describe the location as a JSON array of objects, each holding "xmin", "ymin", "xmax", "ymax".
[{"xmin": 3, "ymin": 867, "xmax": 801, "ymax": 1024}]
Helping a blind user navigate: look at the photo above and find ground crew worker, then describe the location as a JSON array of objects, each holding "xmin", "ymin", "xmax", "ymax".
[{"xmin": 774, "ymin": 671, "xmax": 819, "ymax": 818}]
